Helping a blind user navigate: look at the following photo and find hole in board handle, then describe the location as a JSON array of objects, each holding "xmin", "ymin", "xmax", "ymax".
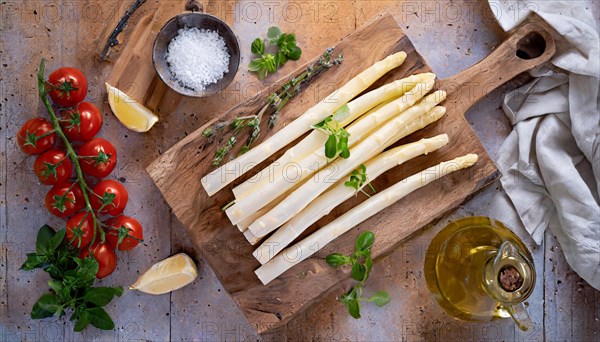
[{"xmin": 516, "ymin": 31, "xmax": 546, "ymax": 60}]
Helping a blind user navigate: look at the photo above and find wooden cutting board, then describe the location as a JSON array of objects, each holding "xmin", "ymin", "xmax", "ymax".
[{"xmin": 147, "ymin": 11, "xmax": 554, "ymax": 333}]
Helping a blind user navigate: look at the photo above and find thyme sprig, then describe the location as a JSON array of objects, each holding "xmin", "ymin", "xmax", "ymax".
[{"xmin": 206, "ymin": 48, "xmax": 344, "ymax": 165}]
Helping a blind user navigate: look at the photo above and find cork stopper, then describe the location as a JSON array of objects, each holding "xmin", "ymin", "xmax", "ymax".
[{"xmin": 498, "ymin": 265, "xmax": 524, "ymax": 292}]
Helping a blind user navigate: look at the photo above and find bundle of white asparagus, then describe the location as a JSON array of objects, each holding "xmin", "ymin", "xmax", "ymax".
[{"xmin": 200, "ymin": 52, "xmax": 479, "ymax": 285}]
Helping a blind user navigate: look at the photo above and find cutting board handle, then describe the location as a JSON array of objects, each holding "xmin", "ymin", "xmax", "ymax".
[{"xmin": 438, "ymin": 18, "xmax": 556, "ymax": 115}]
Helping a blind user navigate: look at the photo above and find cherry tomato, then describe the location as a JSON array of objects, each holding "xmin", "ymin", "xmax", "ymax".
[
  {"xmin": 79, "ymin": 243, "xmax": 118, "ymax": 279},
  {"xmin": 90, "ymin": 180, "xmax": 128, "ymax": 216},
  {"xmin": 33, "ymin": 149, "xmax": 72, "ymax": 185},
  {"xmin": 105, "ymin": 216, "xmax": 143, "ymax": 251},
  {"xmin": 16, "ymin": 118, "xmax": 56, "ymax": 155},
  {"xmin": 60, "ymin": 102, "xmax": 103, "ymax": 141},
  {"xmin": 78, "ymin": 138, "xmax": 117, "ymax": 178},
  {"xmin": 47, "ymin": 67, "xmax": 88, "ymax": 108},
  {"xmin": 65, "ymin": 211, "xmax": 95, "ymax": 249},
  {"xmin": 44, "ymin": 182, "xmax": 84, "ymax": 218}
]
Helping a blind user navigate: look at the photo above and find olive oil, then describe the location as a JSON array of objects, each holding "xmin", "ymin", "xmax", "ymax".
[{"xmin": 424, "ymin": 216, "xmax": 534, "ymax": 322}]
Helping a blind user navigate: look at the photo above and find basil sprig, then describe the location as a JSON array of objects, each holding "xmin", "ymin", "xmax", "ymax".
[{"xmin": 21, "ymin": 225, "xmax": 123, "ymax": 332}]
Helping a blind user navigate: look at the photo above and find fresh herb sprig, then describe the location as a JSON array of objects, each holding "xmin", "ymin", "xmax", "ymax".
[
  {"xmin": 206, "ymin": 48, "xmax": 344, "ymax": 165},
  {"xmin": 249, "ymin": 27, "xmax": 302, "ymax": 80},
  {"xmin": 21, "ymin": 226, "xmax": 123, "ymax": 331},
  {"xmin": 312, "ymin": 104, "xmax": 351, "ymax": 159},
  {"xmin": 344, "ymin": 164, "xmax": 376, "ymax": 197},
  {"xmin": 325, "ymin": 231, "xmax": 390, "ymax": 319}
]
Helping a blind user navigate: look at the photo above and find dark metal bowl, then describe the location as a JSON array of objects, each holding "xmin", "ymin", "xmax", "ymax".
[{"xmin": 152, "ymin": 12, "xmax": 240, "ymax": 97}]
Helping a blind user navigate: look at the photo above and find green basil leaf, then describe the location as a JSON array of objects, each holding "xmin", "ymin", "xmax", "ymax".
[
  {"xmin": 267, "ymin": 26, "xmax": 282, "ymax": 40},
  {"xmin": 36, "ymin": 225, "xmax": 55, "ymax": 254},
  {"xmin": 251, "ymin": 38, "xmax": 264, "ymax": 55},
  {"xmin": 20, "ymin": 253, "xmax": 45, "ymax": 270},
  {"xmin": 87, "ymin": 307, "xmax": 115, "ymax": 330},
  {"xmin": 47, "ymin": 279, "xmax": 62, "ymax": 293},
  {"xmin": 31, "ymin": 293, "xmax": 59, "ymax": 319},
  {"xmin": 351, "ymin": 262, "xmax": 366, "ymax": 282},
  {"xmin": 355, "ymin": 231, "xmax": 375, "ymax": 253},
  {"xmin": 368, "ymin": 290, "xmax": 390, "ymax": 307},
  {"xmin": 48, "ymin": 229, "xmax": 66, "ymax": 252},
  {"xmin": 325, "ymin": 253, "xmax": 351, "ymax": 267},
  {"xmin": 339, "ymin": 287, "xmax": 357, "ymax": 304},
  {"xmin": 248, "ymin": 59, "xmax": 264, "ymax": 72},
  {"xmin": 257, "ymin": 68, "xmax": 268, "ymax": 80},
  {"xmin": 84, "ymin": 287, "xmax": 119, "ymax": 307},
  {"xmin": 73, "ymin": 311, "xmax": 91, "ymax": 332},
  {"xmin": 287, "ymin": 45, "xmax": 302, "ymax": 60},
  {"xmin": 324, "ymin": 134, "xmax": 337, "ymax": 159}
]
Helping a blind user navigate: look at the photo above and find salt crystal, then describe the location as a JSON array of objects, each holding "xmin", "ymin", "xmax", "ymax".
[{"xmin": 165, "ymin": 27, "xmax": 230, "ymax": 92}]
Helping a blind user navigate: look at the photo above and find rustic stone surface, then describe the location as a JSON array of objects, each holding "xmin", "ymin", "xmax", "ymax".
[{"xmin": 1, "ymin": 0, "xmax": 598, "ymax": 340}]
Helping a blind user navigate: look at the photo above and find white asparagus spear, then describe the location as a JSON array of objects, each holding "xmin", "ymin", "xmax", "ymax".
[
  {"xmin": 201, "ymin": 52, "xmax": 408, "ymax": 196},
  {"xmin": 226, "ymin": 87, "xmax": 442, "ymax": 225},
  {"xmin": 253, "ymin": 134, "xmax": 449, "ymax": 264},
  {"xmin": 232, "ymin": 73, "xmax": 434, "ymax": 200},
  {"xmin": 247, "ymin": 95, "xmax": 447, "ymax": 236},
  {"xmin": 255, "ymin": 154, "xmax": 479, "ymax": 285}
]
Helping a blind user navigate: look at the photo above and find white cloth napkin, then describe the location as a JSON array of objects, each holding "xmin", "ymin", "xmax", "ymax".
[{"xmin": 487, "ymin": 0, "xmax": 600, "ymax": 289}]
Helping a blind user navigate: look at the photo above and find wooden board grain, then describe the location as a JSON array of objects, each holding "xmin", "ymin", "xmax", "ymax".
[{"xmin": 146, "ymin": 11, "xmax": 555, "ymax": 333}]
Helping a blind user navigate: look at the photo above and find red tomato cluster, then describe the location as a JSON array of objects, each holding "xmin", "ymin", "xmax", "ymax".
[{"xmin": 16, "ymin": 67, "xmax": 144, "ymax": 279}]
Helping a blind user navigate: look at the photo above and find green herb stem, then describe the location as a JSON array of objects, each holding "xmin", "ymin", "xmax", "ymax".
[{"xmin": 37, "ymin": 59, "xmax": 103, "ymax": 244}]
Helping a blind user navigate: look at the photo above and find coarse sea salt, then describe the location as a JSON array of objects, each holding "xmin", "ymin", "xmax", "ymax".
[{"xmin": 165, "ymin": 27, "xmax": 230, "ymax": 92}]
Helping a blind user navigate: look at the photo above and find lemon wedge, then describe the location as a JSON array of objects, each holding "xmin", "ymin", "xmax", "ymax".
[
  {"xmin": 130, "ymin": 253, "xmax": 197, "ymax": 295},
  {"xmin": 106, "ymin": 82, "xmax": 158, "ymax": 132}
]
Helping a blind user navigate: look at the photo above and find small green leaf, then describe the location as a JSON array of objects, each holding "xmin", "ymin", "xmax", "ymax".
[
  {"xmin": 248, "ymin": 59, "xmax": 264, "ymax": 72},
  {"xmin": 251, "ymin": 38, "xmax": 265, "ymax": 55},
  {"xmin": 355, "ymin": 231, "xmax": 375, "ymax": 253},
  {"xmin": 368, "ymin": 291, "xmax": 390, "ymax": 307},
  {"xmin": 351, "ymin": 262, "xmax": 366, "ymax": 282},
  {"xmin": 364, "ymin": 256, "xmax": 373, "ymax": 281},
  {"xmin": 331, "ymin": 104, "xmax": 350, "ymax": 122},
  {"xmin": 31, "ymin": 293, "xmax": 59, "ymax": 319},
  {"xmin": 87, "ymin": 307, "xmax": 115, "ymax": 330},
  {"xmin": 20, "ymin": 253, "xmax": 45, "ymax": 270},
  {"xmin": 36, "ymin": 225, "xmax": 56, "ymax": 254},
  {"xmin": 74, "ymin": 311, "xmax": 91, "ymax": 332},
  {"xmin": 83, "ymin": 287, "xmax": 120, "ymax": 307},
  {"xmin": 274, "ymin": 50, "xmax": 287, "ymax": 68},
  {"xmin": 267, "ymin": 26, "xmax": 282, "ymax": 40},
  {"xmin": 47, "ymin": 279, "xmax": 62, "ymax": 293},
  {"xmin": 263, "ymin": 54, "xmax": 277, "ymax": 73},
  {"xmin": 324, "ymin": 134, "xmax": 337, "ymax": 159},
  {"xmin": 325, "ymin": 253, "xmax": 351, "ymax": 267},
  {"xmin": 287, "ymin": 45, "xmax": 302, "ymax": 60},
  {"xmin": 347, "ymin": 298, "xmax": 361, "ymax": 319},
  {"xmin": 48, "ymin": 229, "xmax": 66, "ymax": 252}
]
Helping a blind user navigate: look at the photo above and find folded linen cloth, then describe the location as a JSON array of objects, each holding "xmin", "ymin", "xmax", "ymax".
[{"xmin": 487, "ymin": 0, "xmax": 600, "ymax": 289}]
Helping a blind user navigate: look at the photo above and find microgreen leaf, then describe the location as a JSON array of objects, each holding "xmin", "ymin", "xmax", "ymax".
[
  {"xmin": 331, "ymin": 104, "xmax": 350, "ymax": 122},
  {"xmin": 248, "ymin": 59, "xmax": 264, "ymax": 72},
  {"xmin": 355, "ymin": 231, "xmax": 374, "ymax": 253},
  {"xmin": 324, "ymin": 134, "xmax": 337, "ymax": 159},
  {"xmin": 368, "ymin": 291, "xmax": 390, "ymax": 307},
  {"xmin": 325, "ymin": 253, "xmax": 352, "ymax": 267},
  {"xmin": 251, "ymin": 38, "xmax": 265, "ymax": 55},
  {"xmin": 267, "ymin": 26, "xmax": 282, "ymax": 43},
  {"xmin": 351, "ymin": 262, "xmax": 366, "ymax": 282}
]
